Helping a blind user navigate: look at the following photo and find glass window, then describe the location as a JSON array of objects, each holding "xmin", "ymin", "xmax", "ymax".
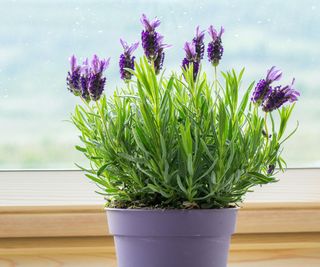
[{"xmin": 0, "ymin": 0, "xmax": 319, "ymax": 169}]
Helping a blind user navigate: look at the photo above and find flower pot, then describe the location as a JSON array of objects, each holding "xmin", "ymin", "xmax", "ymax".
[{"xmin": 106, "ymin": 208, "xmax": 238, "ymax": 267}]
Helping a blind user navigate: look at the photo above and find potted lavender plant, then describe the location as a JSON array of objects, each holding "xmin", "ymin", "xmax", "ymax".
[{"xmin": 66, "ymin": 14, "xmax": 299, "ymax": 267}]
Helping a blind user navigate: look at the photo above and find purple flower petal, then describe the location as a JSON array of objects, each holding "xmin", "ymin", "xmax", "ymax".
[
  {"xmin": 120, "ymin": 38, "xmax": 129, "ymax": 50},
  {"xmin": 91, "ymin": 54, "xmax": 100, "ymax": 73},
  {"xmin": 195, "ymin": 26, "xmax": 205, "ymax": 42},
  {"xmin": 262, "ymin": 78, "xmax": 300, "ymax": 112},
  {"xmin": 140, "ymin": 14, "xmax": 160, "ymax": 32},
  {"xmin": 218, "ymin": 26, "xmax": 225, "ymax": 38},
  {"xmin": 208, "ymin": 25, "xmax": 224, "ymax": 41},
  {"xmin": 208, "ymin": 25, "xmax": 218, "ymax": 40},
  {"xmin": 120, "ymin": 39, "xmax": 139, "ymax": 55},
  {"xmin": 266, "ymin": 66, "xmax": 282, "ymax": 83},
  {"xmin": 184, "ymin": 42, "xmax": 197, "ymax": 60},
  {"xmin": 69, "ymin": 55, "xmax": 77, "ymax": 72},
  {"xmin": 182, "ymin": 42, "xmax": 199, "ymax": 80},
  {"xmin": 127, "ymin": 42, "xmax": 139, "ymax": 55}
]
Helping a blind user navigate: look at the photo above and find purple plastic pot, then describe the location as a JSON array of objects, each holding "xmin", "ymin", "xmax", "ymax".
[{"xmin": 106, "ymin": 208, "xmax": 238, "ymax": 267}]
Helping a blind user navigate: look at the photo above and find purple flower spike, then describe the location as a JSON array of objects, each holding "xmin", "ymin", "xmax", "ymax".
[
  {"xmin": 67, "ymin": 55, "xmax": 82, "ymax": 96},
  {"xmin": 140, "ymin": 14, "xmax": 169, "ymax": 74},
  {"xmin": 119, "ymin": 39, "xmax": 139, "ymax": 80},
  {"xmin": 262, "ymin": 78, "xmax": 300, "ymax": 112},
  {"xmin": 207, "ymin": 25, "xmax": 224, "ymax": 66},
  {"xmin": 141, "ymin": 14, "xmax": 161, "ymax": 61},
  {"xmin": 66, "ymin": 54, "xmax": 109, "ymax": 101},
  {"xmin": 252, "ymin": 66, "xmax": 282, "ymax": 104},
  {"xmin": 192, "ymin": 26, "xmax": 205, "ymax": 61},
  {"xmin": 87, "ymin": 55, "xmax": 109, "ymax": 101},
  {"xmin": 182, "ymin": 42, "xmax": 199, "ymax": 80}
]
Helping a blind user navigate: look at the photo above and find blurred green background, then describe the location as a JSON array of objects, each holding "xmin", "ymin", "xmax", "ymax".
[{"xmin": 0, "ymin": 0, "xmax": 319, "ymax": 169}]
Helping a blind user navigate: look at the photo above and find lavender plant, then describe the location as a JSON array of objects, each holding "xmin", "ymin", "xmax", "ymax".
[{"xmin": 68, "ymin": 16, "xmax": 299, "ymax": 209}]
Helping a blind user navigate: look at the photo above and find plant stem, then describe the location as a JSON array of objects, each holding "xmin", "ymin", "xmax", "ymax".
[
  {"xmin": 264, "ymin": 112, "xmax": 269, "ymax": 149},
  {"xmin": 96, "ymin": 99, "xmax": 107, "ymax": 134},
  {"xmin": 80, "ymin": 97, "xmax": 92, "ymax": 112},
  {"xmin": 214, "ymin": 66, "xmax": 218, "ymax": 93}
]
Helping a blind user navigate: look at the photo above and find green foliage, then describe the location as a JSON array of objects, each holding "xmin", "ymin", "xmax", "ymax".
[{"xmin": 71, "ymin": 57, "xmax": 297, "ymax": 209}]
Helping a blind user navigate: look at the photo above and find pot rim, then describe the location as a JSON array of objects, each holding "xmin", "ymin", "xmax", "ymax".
[
  {"xmin": 105, "ymin": 207, "xmax": 239, "ymax": 212},
  {"xmin": 106, "ymin": 206, "xmax": 239, "ymax": 237}
]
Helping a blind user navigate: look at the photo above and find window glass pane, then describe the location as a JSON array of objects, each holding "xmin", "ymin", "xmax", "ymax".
[{"xmin": 0, "ymin": 0, "xmax": 318, "ymax": 168}]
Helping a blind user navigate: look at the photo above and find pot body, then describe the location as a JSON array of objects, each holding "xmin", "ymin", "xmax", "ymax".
[{"xmin": 106, "ymin": 208, "xmax": 238, "ymax": 267}]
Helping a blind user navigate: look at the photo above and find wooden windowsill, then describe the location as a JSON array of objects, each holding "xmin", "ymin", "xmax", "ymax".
[
  {"xmin": 1, "ymin": 168, "xmax": 320, "ymax": 238},
  {"xmin": 0, "ymin": 202, "xmax": 320, "ymax": 238}
]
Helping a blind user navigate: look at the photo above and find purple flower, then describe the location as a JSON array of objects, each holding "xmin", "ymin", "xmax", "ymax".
[
  {"xmin": 252, "ymin": 66, "xmax": 283, "ymax": 104},
  {"xmin": 140, "ymin": 14, "xmax": 161, "ymax": 61},
  {"xmin": 251, "ymin": 79, "xmax": 272, "ymax": 104},
  {"xmin": 207, "ymin": 25, "xmax": 224, "ymax": 66},
  {"xmin": 262, "ymin": 79, "xmax": 300, "ymax": 112},
  {"xmin": 267, "ymin": 164, "xmax": 275, "ymax": 175},
  {"xmin": 119, "ymin": 39, "xmax": 139, "ymax": 80},
  {"xmin": 182, "ymin": 42, "xmax": 199, "ymax": 80},
  {"xmin": 192, "ymin": 26, "xmax": 205, "ymax": 61},
  {"xmin": 66, "ymin": 55, "xmax": 82, "ymax": 96},
  {"xmin": 66, "ymin": 55, "xmax": 110, "ymax": 101},
  {"xmin": 140, "ymin": 14, "xmax": 170, "ymax": 74}
]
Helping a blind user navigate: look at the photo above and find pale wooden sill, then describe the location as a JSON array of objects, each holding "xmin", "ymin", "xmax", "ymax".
[
  {"xmin": 1, "ymin": 202, "xmax": 320, "ymax": 238},
  {"xmin": 1, "ymin": 234, "xmax": 319, "ymax": 266},
  {"xmin": 0, "ymin": 169, "xmax": 319, "ymax": 238}
]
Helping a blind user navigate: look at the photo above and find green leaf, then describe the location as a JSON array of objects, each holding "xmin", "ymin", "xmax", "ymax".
[
  {"xmin": 97, "ymin": 163, "xmax": 109, "ymax": 176},
  {"xmin": 75, "ymin": 145, "xmax": 87, "ymax": 153}
]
